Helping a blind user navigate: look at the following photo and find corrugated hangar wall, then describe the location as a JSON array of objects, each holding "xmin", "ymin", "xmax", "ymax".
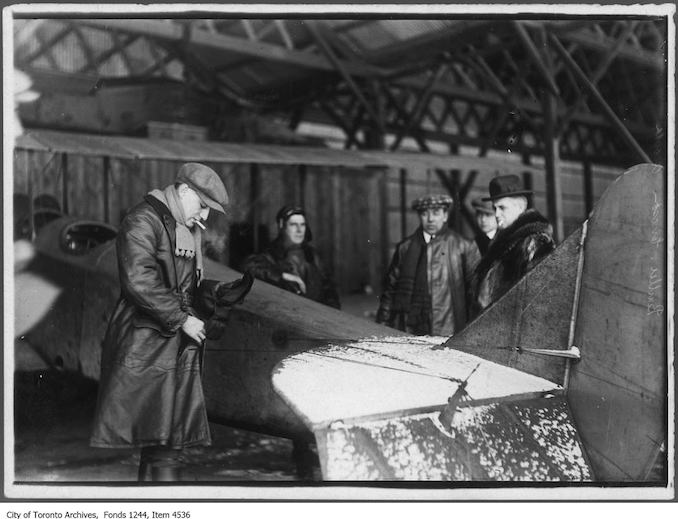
[{"xmin": 13, "ymin": 145, "xmax": 623, "ymax": 296}]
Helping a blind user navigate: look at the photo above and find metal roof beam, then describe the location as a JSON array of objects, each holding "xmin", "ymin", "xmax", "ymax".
[{"xmin": 78, "ymin": 19, "xmax": 382, "ymax": 77}]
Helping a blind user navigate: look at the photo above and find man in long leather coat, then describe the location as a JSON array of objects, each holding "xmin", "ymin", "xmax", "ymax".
[
  {"xmin": 471, "ymin": 175, "xmax": 555, "ymax": 315},
  {"xmin": 376, "ymin": 195, "xmax": 480, "ymax": 336},
  {"xmin": 90, "ymin": 163, "xmax": 231, "ymax": 481}
]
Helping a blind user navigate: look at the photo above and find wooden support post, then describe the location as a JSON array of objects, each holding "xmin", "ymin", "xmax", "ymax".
[
  {"xmin": 400, "ymin": 168, "xmax": 407, "ymax": 239},
  {"xmin": 583, "ymin": 160, "xmax": 594, "ymax": 216},
  {"xmin": 522, "ymin": 171, "xmax": 534, "ymax": 209},
  {"xmin": 449, "ymin": 169, "xmax": 462, "ymax": 233},
  {"xmin": 330, "ymin": 170, "xmax": 342, "ymax": 288},
  {"xmin": 365, "ymin": 79, "xmax": 386, "ymax": 150},
  {"xmin": 298, "ymin": 164, "xmax": 307, "ymax": 207},
  {"xmin": 457, "ymin": 170, "xmax": 479, "ymax": 232},
  {"xmin": 379, "ymin": 168, "xmax": 390, "ymax": 291},
  {"xmin": 249, "ymin": 163, "xmax": 260, "ymax": 253},
  {"xmin": 27, "ymin": 151, "xmax": 35, "ymax": 240},
  {"xmin": 521, "ymin": 155, "xmax": 533, "ymax": 209},
  {"xmin": 61, "ymin": 153, "xmax": 69, "ymax": 216},
  {"xmin": 103, "ymin": 156, "xmax": 111, "ymax": 223},
  {"xmin": 542, "ymin": 92, "xmax": 564, "ymax": 243}
]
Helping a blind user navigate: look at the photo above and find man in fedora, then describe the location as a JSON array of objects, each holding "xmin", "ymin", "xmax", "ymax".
[
  {"xmin": 471, "ymin": 174, "xmax": 555, "ymax": 315},
  {"xmin": 376, "ymin": 194, "xmax": 480, "ymax": 336},
  {"xmin": 90, "ymin": 162, "xmax": 251, "ymax": 481},
  {"xmin": 470, "ymin": 197, "xmax": 497, "ymax": 255}
]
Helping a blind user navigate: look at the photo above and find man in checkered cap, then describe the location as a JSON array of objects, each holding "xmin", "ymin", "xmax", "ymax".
[{"xmin": 376, "ymin": 194, "xmax": 480, "ymax": 336}]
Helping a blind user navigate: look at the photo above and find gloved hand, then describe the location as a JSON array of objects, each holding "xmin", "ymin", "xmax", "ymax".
[
  {"xmin": 216, "ymin": 271, "xmax": 254, "ymax": 305},
  {"xmin": 196, "ymin": 272, "xmax": 255, "ymax": 340}
]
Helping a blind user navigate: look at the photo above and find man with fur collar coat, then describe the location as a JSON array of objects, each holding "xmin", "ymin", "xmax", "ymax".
[{"xmin": 472, "ymin": 175, "xmax": 555, "ymax": 315}]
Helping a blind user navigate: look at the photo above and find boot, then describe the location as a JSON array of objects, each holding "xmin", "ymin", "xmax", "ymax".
[
  {"xmin": 138, "ymin": 446, "xmax": 181, "ymax": 482},
  {"xmin": 137, "ymin": 460, "xmax": 152, "ymax": 482},
  {"xmin": 151, "ymin": 465, "xmax": 181, "ymax": 482}
]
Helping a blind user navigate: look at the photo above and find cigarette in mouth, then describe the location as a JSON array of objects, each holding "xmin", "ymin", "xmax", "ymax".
[{"xmin": 195, "ymin": 221, "xmax": 206, "ymax": 230}]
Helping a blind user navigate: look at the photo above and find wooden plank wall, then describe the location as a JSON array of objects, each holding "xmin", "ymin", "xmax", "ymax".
[
  {"xmin": 12, "ymin": 148, "xmax": 623, "ymax": 296},
  {"xmin": 12, "ymin": 150, "xmax": 385, "ymax": 296}
]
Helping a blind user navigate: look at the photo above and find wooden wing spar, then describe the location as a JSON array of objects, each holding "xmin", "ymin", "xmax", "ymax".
[{"xmin": 271, "ymin": 164, "xmax": 668, "ymax": 481}]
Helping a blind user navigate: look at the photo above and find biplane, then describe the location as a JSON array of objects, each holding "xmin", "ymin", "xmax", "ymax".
[{"xmin": 14, "ymin": 163, "xmax": 669, "ymax": 482}]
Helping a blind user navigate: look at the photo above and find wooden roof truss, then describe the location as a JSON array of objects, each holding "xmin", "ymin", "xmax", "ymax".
[{"xmin": 14, "ymin": 17, "xmax": 666, "ymax": 167}]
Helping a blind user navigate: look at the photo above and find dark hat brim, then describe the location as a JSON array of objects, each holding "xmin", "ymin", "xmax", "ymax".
[
  {"xmin": 472, "ymin": 206, "xmax": 495, "ymax": 215},
  {"xmin": 482, "ymin": 190, "xmax": 533, "ymax": 202}
]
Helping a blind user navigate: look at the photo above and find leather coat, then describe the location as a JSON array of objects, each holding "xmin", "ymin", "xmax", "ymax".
[
  {"xmin": 242, "ymin": 237, "xmax": 340, "ymax": 309},
  {"xmin": 90, "ymin": 196, "xmax": 211, "ymax": 449},
  {"xmin": 377, "ymin": 227, "xmax": 480, "ymax": 336}
]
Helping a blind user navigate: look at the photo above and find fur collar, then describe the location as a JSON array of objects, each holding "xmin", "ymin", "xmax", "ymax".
[{"xmin": 475, "ymin": 209, "xmax": 552, "ymax": 280}]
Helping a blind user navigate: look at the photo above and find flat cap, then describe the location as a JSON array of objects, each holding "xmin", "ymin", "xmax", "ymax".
[
  {"xmin": 177, "ymin": 162, "xmax": 229, "ymax": 214},
  {"xmin": 471, "ymin": 197, "xmax": 494, "ymax": 215},
  {"xmin": 411, "ymin": 194, "xmax": 453, "ymax": 212}
]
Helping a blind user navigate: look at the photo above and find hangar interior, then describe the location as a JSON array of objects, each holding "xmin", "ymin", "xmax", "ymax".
[
  {"xmin": 9, "ymin": 13, "xmax": 670, "ymax": 485},
  {"xmin": 13, "ymin": 16, "xmax": 667, "ymax": 296}
]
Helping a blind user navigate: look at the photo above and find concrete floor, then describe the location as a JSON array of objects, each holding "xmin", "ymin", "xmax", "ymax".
[{"xmin": 12, "ymin": 370, "xmax": 301, "ymax": 483}]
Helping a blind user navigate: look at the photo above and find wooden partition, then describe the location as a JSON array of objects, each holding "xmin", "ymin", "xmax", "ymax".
[{"xmin": 12, "ymin": 147, "xmax": 387, "ymax": 295}]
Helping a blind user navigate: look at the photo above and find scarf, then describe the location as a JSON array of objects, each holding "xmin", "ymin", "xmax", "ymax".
[
  {"xmin": 149, "ymin": 186, "xmax": 203, "ymax": 279},
  {"xmin": 393, "ymin": 230, "xmax": 431, "ymax": 332}
]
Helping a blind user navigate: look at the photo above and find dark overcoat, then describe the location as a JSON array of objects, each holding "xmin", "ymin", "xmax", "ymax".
[
  {"xmin": 376, "ymin": 227, "xmax": 480, "ymax": 336},
  {"xmin": 472, "ymin": 209, "xmax": 555, "ymax": 315},
  {"xmin": 90, "ymin": 196, "xmax": 211, "ymax": 449}
]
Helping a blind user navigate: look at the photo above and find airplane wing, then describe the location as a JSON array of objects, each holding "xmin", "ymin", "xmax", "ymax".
[
  {"xmin": 272, "ymin": 336, "xmax": 592, "ymax": 480},
  {"xmin": 272, "ymin": 163, "xmax": 668, "ymax": 482}
]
